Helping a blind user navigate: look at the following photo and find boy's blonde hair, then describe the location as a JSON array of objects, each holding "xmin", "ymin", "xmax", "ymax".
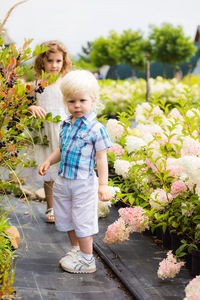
[
  {"xmin": 60, "ymin": 70, "xmax": 100, "ymax": 104},
  {"xmin": 34, "ymin": 40, "xmax": 72, "ymax": 77}
]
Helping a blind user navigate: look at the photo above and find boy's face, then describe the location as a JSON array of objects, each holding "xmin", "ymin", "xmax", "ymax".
[
  {"xmin": 43, "ymin": 51, "xmax": 63, "ymax": 75},
  {"xmin": 66, "ymin": 91, "xmax": 96, "ymax": 120}
]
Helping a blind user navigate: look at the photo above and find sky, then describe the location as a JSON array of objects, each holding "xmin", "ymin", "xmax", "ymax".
[{"xmin": 1, "ymin": 0, "xmax": 200, "ymax": 57}]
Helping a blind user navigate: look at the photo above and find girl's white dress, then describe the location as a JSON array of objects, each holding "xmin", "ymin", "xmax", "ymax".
[{"xmin": 35, "ymin": 79, "xmax": 67, "ymax": 181}]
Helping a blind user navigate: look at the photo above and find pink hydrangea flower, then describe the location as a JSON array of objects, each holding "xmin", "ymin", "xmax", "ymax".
[
  {"xmin": 149, "ymin": 188, "xmax": 173, "ymax": 210},
  {"xmin": 108, "ymin": 143, "xmax": 125, "ymax": 156},
  {"xmin": 184, "ymin": 275, "xmax": 200, "ymax": 300},
  {"xmin": 181, "ymin": 136, "xmax": 200, "ymax": 156},
  {"xmin": 118, "ymin": 206, "xmax": 149, "ymax": 233},
  {"xmin": 171, "ymin": 180, "xmax": 187, "ymax": 198},
  {"xmin": 167, "ymin": 164, "xmax": 184, "ymax": 178},
  {"xmin": 104, "ymin": 217, "xmax": 130, "ymax": 244},
  {"xmin": 157, "ymin": 250, "xmax": 185, "ymax": 280},
  {"xmin": 168, "ymin": 108, "xmax": 184, "ymax": 122}
]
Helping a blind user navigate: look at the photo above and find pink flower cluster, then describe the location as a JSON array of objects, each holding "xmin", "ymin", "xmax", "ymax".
[
  {"xmin": 118, "ymin": 207, "xmax": 149, "ymax": 233},
  {"xmin": 168, "ymin": 108, "xmax": 184, "ymax": 122},
  {"xmin": 157, "ymin": 250, "xmax": 185, "ymax": 280},
  {"xmin": 104, "ymin": 217, "xmax": 130, "ymax": 244},
  {"xmin": 171, "ymin": 180, "xmax": 187, "ymax": 198},
  {"xmin": 104, "ymin": 206, "xmax": 149, "ymax": 244},
  {"xmin": 184, "ymin": 275, "xmax": 200, "ymax": 300},
  {"xmin": 108, "ymin": 143, "xmax": 125, "ymax": 156},
  {"xmin": 166, "ymin": 164, "xmax": 184, "ymax": 178}
]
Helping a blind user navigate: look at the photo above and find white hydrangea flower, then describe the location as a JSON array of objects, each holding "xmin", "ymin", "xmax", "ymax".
[
  {"xmin": 177, "ymin": 156, "xmax": 200, "ymax": 185},
  {"xmin": 106, "ymin": 119, "xmax": 124, "ymax": 142},
  {"xmin": 181, "ymin": 202, "xmax": 194, "ymax": 217},
  {"xmin": 114, "ymin": 159, "xmax": 132, "ymax": 178},
  {"xmin": 149, "ymin": 188, "xmax": 172, "ymax": 210},
  {"xmin": 186, "ymin": 108, "xmax": 200, "ymax": 119},
  {"xmin": 108, "ymin": 186, "xmax": 121, "ymax": 197},
  {"xmin": 134, "ymin": 103, "xmax": 151, "ymax": 123},
  {"xmin": 181, "ymin": 136, "xmax": 200, "ymax": 156},
  {"xmin": 126, "ymin": 136, "xmax": 147, "ymax": 153}
]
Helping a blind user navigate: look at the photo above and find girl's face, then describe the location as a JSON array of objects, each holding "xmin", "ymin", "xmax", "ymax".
[
  {"xmin": 43, "ymin": 51, "xmax": 63, "ymax": 75},
  {"xmin": 66, "ymin": 91, "xmax": 96, "ymax": 121}
]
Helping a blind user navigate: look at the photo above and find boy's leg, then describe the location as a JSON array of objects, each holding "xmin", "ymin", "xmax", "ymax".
[
  {"xmin": 67, "ymin": 230, "xmax": 79, "ymax": 247},
  {"xmin": 59, "ymin": 230, "xmax": 80, "ymax": 265},
  {"xmin": 44, "ymin": 181, "xmax": 55, "ymax": 223},
  {"xmin": 77, "ymin": 235, "xmax": 93, "ymax": 254}
]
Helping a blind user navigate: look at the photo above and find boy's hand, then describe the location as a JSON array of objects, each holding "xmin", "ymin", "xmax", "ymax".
[
  {"xmin": 39, "ymin": 160, "xmax": 50, "ymax": 176},
  {"xmin": 29, "ymin": 105, "xmax": 46, "ymax": 119},
  {"xmin": 98, "ymin": 185, "xmax": 113, "ymax": 202}
]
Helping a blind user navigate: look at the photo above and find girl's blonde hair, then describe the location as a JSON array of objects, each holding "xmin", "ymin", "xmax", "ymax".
[
  {"xmin": 60, "ymin": 70, "xmax": 100, "ymax": 103},
  {"xmin": 34, "ymin": 40, "xmax": 72, "ymax": 77}
]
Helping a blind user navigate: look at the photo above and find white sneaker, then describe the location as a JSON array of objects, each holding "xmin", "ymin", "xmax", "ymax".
[
  {"xmin": 61, "ymin": 253, "xmax": 96, "ymax": 273},
  {"xmin": 59, "ymin": 248, "xmax": 79, "ymax": 265}
]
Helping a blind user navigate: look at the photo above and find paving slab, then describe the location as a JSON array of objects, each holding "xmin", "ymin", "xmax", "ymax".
[
  {"xmin": 94, "ymin": 206, "xmax": 193, "ymax": 300},
  {"xmin": 5, "ymin": 197, "xmax": 133, "ymax": 300}
]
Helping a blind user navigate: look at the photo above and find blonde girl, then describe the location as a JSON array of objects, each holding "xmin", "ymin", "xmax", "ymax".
[{"xmin": 29, "ymin": 40, "xmax": 72, "ymax": 223}]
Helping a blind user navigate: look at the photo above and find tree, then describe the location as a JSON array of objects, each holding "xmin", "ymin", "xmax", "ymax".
[
  {"xmin": 148, "ymin": 23, "xmax": 197, "ymax": 77},
  {"xmin": 78, "ymin": 41, "xmax": 93, "ymax": 63},
  {"xmin": 118, "ymin": 29, "xmax": 147, "ymax": 71},
  {"xmin": 89, "ymin": 31, "xmax": 121, "ymax": 68}
]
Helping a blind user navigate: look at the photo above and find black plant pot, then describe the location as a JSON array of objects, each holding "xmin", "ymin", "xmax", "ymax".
[
  {"xmin": 191, "ymin": 249, "xmax": 200, "ymax": 276},
  {"xmin": 162, "ymin": 227, "xmax": 171, "ymax": 249},
  {"xmin": 170, "ymin": 232, "xmax": 182, "ymax": 254},
  {"xmin": 155, "ymin": 227, "xmax": 163, "ymax": 240},
  {"xmin": 184, "ymin": 253, "xmax": 192, "ymax": 270}
]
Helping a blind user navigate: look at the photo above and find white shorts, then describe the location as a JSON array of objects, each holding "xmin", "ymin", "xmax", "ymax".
[{"xmin": 53, "ymin": 175, "xmax": 98, "ymax": 238}]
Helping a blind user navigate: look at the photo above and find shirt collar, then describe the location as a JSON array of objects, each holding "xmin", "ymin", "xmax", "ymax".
[{"xmin": 63, "ymin": 111, "xmax": 97, "ymax": 125}]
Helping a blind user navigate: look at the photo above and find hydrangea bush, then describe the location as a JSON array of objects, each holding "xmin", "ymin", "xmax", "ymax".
[
  {"xmin": 105, "ymin": 94, "xmax": 200, "ymax": 256},
  {"xmin": 99, "ymin": 76, "xmax": 200, "ymax": 117}
]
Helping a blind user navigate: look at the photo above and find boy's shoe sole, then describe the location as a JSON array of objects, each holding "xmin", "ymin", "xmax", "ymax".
[{"xmin": 61, "ymin": 265, "xmax": 96, "ymax": 273}]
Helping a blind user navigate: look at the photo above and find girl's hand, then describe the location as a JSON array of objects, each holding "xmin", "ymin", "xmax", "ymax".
[
  {"xmin": 28, "ymin": 105, "xmax": 46, "ymax": 119},
  {"xmin": 98, "ymin": 184, "xmax": 113, "ymax": 202},
  {"xmin": 39, "ymin": 160, "xmax": 50, "ymax": 176}
]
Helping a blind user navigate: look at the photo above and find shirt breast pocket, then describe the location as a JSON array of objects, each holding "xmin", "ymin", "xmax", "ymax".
[{"xmin": 77, "ymin": 137, "xmax": 93, "ymax": 156}]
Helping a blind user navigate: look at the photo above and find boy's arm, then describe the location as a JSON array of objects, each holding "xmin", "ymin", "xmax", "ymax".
[
  {"xmin": 96, "ymin": 149, "xmax": 113, "ymax": 202},
  {"xmin": 39, "ymin": 146, "xmax": 61, "ymax": 176}
]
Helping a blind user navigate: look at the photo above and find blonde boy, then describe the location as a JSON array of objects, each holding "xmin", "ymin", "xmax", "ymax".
[{"xmin": 39, "ymin": 70, "xmax": 112, "ymax": 273}]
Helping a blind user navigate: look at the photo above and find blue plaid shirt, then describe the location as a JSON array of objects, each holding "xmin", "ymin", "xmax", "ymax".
[{"xmin": 58, "ymin": 111, "xmax": 112, "ymax": 179}]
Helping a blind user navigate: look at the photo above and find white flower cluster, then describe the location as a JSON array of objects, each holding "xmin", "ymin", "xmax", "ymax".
[
  {"xmin": 114, "ymin": 159, "xmax": 132, "ymax": 178},
  {"xmin": 149, "ymin": 188, "xmax": 172, "ymax": 210},
  {"xmin": 181, "ymin": 136, "xmax": 200, "ymax": 156},
  {"xmin": 126, "ymin": 136, "xmax": 147, "ymax": 153},
  {"xmin": 106, "ymin": 119, "xmax": 124, "ymax": 142},
  {"xmin": 108, "ymin": 186, "xmax": 121, "ymax": 197},
  {"xmin": 181, "ymin": 202, "xmax": 195, "ymax": 217},
  {"xmin": 177, "ymin": 156, "xmax": 200, "ymax": 185}
]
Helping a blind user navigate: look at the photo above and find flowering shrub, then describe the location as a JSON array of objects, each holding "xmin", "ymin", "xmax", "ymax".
[
  {"xmin": 157, "ymin": 250, "xmax": 185, "ymax": 280},
  {"xmin": 0, "ymin": 34, "xmax": 58, "ymax": 296},
  {"xmin": 99, "ymin": 76, "xmax": 200, "ymax": 116},
  {"xmin": 184, "ymin": 275, "xmax": 200, "ymax": 300},
  {"xmin": 105, "ymin": 95, "xmax": 200, "ymax": 256},
  {"xmin": 0, "ymin": 37, "xmax": 59, "ymax": 195}
]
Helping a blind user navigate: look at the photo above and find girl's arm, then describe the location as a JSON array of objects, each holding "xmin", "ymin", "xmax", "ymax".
[
  {"xmin": 27, "ymin": 84, "xmax": 46, "ymax": 119},
  {"xmin": 39, "ymin": 147, "xmax": 61, "ymax": 176},
  {"xmin": 28, "ymin": 105, "xmax": 46, "ymax": 119},
  {"xmin": 96, "ymin": 149, "xmax": 113, "ymax": 202}
]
